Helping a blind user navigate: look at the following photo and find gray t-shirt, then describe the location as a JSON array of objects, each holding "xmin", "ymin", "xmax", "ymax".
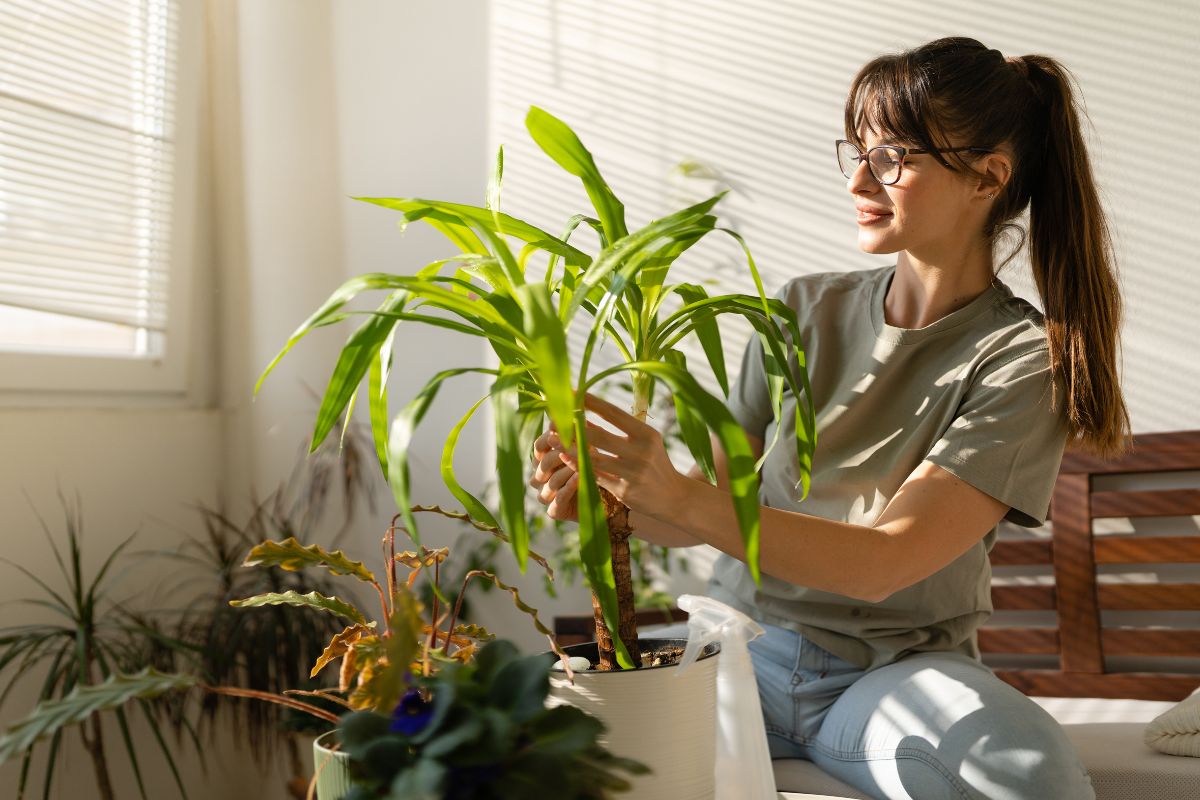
[{"xmin": 707, "ymin": 264, "xmax": 1071, "ymax": 671}]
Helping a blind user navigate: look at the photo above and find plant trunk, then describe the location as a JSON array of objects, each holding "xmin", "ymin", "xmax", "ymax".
[
  {"xmin": 82, "ymin": 713, "xmax": 116, "ymax": 800},
  {"xmin": 591, "ymin": 383, "xmax": 652, "ymax": 670}
]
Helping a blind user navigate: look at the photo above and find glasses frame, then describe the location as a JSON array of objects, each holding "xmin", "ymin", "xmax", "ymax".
[{"xmin": 835, "ymin": 139, "xmax": 994, "ymax": 185}]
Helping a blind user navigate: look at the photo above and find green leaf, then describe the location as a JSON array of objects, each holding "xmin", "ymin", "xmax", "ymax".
[
  {"xmin": 516, "ymin": 283, "xmax": 573, "ymax": 440},
  {"xmin": 229, "ymin": 590, "xmax": 369, "ymax": 627},
  {"xmin": 0, "ymin": 669, "xmax": 196, "ymax": 765},
  {"xmin": 355, "ymin": 196, "xmax": 590, "ymax": 268},
  {"xmin": 367, "ymin": 326, "xmax": 395, "ymax": 475},
  {"xmin": 388, "ymin": 367, "xmax": 498, "ymax": 545},
  {"xmin": 663, "ymin": 350, "xmax": 716, "ymax": 484},
  {"xmin": 310, "ymin": 292, "xmax": 404, "ymax": 452},
  {"xmin": 242, "ymin": 537, "xmax": 377, "ymax": 583},
  {"xmin": 441, "ymin": 397, "xmax": 500, "ymax": 529},
  {"xmin": 525, "ymin": 106, "xmax": 628, "ymax": 243},
  {"xmin": 670, "ymin": 283, "xmax": 729, "ymax": 396},
  {"xmin": 525, "ymin": 705, "xmax": 605, "ymax": 755},
  {"xmin": 571, "ymin": 411, "xmax": 633, "ymax": 669},
  {"xmin": 491, "ymin": 370, "xmax": 531, "ymax": 571}
]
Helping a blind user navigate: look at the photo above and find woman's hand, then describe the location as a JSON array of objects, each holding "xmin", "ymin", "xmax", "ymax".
[
  {"xmin": 558, "ymin": 392, "xmax": 689, "ymax": 520},
  {"xmin": 529, "ymin": 423, "xmax": 580, "ymax": 522}
]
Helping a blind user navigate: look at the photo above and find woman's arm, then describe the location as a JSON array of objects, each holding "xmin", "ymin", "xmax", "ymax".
[{"xmin": 529, "ymin": 427, "xmax": 764, "ymax": 549}]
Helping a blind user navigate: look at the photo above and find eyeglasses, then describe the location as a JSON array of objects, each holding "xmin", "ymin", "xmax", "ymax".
[{"xmin": 835, "ymin": 139, "xmax": 994, "ymax": 185}]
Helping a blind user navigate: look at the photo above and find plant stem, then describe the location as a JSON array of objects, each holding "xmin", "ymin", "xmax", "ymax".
[
  {"xmin": 591, "ymin": 382, "xmax": 650, "ymax": 670},
  {"xmin": 83, "ymin": 706, "xmax": 116, "ymax": 800}
]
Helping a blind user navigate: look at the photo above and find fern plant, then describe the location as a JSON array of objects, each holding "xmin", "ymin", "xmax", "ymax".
[{"xmin": 257, "ymin": 105, "xmax": 817, "ymax": 670}]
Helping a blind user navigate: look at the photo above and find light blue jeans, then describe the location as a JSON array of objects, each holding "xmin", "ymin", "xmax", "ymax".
[{"xmin": 747, "ymin": 621, "xmax": 1095, "ymax": 800}]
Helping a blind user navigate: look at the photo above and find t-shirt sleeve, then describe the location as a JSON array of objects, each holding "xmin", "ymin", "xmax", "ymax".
[
  {"xmin": 925, "ymin": 346, "xmax": 1070, "ymax": 527},
  {"xmin": 725, "ymin": 280, "xmax": 797, "ymax": 440}
]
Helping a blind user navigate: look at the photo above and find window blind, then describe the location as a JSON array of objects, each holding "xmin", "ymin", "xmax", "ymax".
[{"xmin": 0, "ymin": 0, "xmax": 179, "ymax": 333}]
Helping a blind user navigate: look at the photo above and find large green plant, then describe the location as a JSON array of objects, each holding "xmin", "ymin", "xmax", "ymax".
[
  {"xmin": 0, "ymin": 494, "xmax": 199, "ymax": 800},
  {"xmin": 258, "ymin": 105, "xmax": 816, "ymax": 670}
]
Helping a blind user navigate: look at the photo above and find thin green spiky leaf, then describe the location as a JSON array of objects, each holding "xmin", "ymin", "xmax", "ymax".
[
  {"xmin": 229, "ymin": 590, "xmax": 368, "ymax": 627},
  {"xmin": 0, "ymin": 669, "xmax": 197, "ymax": 765},
  {"xmin": 368, "ymin": 334, "xmax": 392, "ymax": 475},
  {"xmin": 242, "ymin": 537, "xmax": 376, "ymax": 583},
  {"xmin": 563, "ymin": 192, "xmax": 726, "ymax": 325},
  {"xmin": 310, "ymin": 293, "xmax": 404, "ymax": 451},
  {"xmin": 441, "ymin": 397, "xmax": 500, "ymax": 529},
  {"xmin": 670, "ymin": 283, "xmax": 729, "ymax": 396},
  {"xmin": 355, "ymin": 197, "xmax": 590, "ymax": 267},
  {"xmin": 486, "ymin": 144, "xmax": 503, "ymax": 212},
  {"xmin": 388, "ymin": 367, "xmax": 499, "ymax": 545}
]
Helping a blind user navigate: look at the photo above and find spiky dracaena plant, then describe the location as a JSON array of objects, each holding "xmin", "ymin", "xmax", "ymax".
[{"xmin": 257, "ymin": 106, "xmax": 817, "ymax": 670}]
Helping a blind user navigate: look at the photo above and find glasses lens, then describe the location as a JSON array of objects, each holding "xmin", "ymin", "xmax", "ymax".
[
  {"xmin": 837, "ymin": 141, "xmax": 861, "ymax": 179},
  {"xmin": 869, "ymin": 146, "xmax": 903, "ymax": 184}
]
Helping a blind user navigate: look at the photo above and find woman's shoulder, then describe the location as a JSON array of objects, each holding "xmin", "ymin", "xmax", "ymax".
[{"xmin": 774, "ymin": 266, "xmax": 886, "ymax": 305}]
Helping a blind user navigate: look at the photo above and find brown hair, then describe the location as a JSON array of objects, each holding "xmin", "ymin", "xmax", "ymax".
[{"xmin": 843, "ymin": 36, "xmax": 1132, "ymax": 460}]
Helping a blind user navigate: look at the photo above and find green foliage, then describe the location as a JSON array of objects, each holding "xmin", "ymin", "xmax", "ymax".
[
  {"xmin": 0, "ymin": 669, "xmax": 197, "ymax": 765},
  {"xmin": 0, "ymin": 493, "xmax": 200, "ymax": 800},
  {"xmin": 231, "ymin": 505, "xmax": 566, "ymax": 715},
  {"xmin": 255, "ymin": 103, "xmax": 818, "ymax": 669},
  {"xmin": 335, "ymin": 640, "xmax": 649, "ymax": 800}
]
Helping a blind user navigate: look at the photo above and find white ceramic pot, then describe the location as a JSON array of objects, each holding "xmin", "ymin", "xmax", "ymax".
[{"xmin": 546, "ymin": 638, "xmax": 720, "ymax": 799}]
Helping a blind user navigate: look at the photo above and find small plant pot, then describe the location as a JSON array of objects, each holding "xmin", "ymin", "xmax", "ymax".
[
  {"xmin": 546, "ymin": 638, "xmax": 721, "ymax": 800},
  {"xmin": 311, "ymin": 730, "xmax": 352, "ymax": 800}
]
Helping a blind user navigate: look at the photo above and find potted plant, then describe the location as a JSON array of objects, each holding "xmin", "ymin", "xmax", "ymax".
[
  {"xmin": 255, "ymin": 105, "xmax": 816, "ymax": 796},
  {"xmin": 0, "ymin": 504, "xmax": 585, "ymax": 800},
  {"xmin": 0, "ymin": 493, "xmax": 200, "ymax": 800},
  {"xmin": 257, "ymin": 104, "xmax": 815, "ymax": 668},
  {"xmin": 330, "ymin": 638, "xmax": 648, "ymax": 799}
]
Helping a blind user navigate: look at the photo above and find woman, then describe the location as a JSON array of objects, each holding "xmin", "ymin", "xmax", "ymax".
[{"xmin": 530, "ymin": 37, "xmax": 1131, "ymax": 800}]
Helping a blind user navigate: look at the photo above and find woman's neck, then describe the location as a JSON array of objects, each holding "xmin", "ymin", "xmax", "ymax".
[{"xmin": 887, "ymin": 250, "xmax": 995, "ymax": 329}]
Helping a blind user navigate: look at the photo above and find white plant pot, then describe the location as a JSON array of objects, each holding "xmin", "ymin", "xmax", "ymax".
[{"xmin": 546, "ymin": 638, "xmax": 721, "ymax": 800}]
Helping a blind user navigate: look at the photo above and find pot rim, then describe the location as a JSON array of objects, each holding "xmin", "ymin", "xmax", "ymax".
[{"xmin": 548, "ymin": 637, "xmax": 720, "ymax": 676}]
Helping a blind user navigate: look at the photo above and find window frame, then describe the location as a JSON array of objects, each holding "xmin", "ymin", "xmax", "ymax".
[{"xmin": 0, "ymin": 0, "xmax": 204, "ymax": 400}]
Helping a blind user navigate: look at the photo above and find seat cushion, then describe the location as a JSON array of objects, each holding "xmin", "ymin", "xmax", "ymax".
[
  {"xmin": 772, "ymin": 702, "xmax": 1200, "ymax": 800},
  {"xmin": 1061, "ymin": 722, "xmax": 1200, "ymax": 798},
  {"xmin": 773, "ymin": 759, "xmax": 873, "ymax": 799}
]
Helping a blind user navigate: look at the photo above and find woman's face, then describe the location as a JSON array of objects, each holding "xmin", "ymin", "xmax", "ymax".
[{"xmin": 845, "ymin": 125, "xmax": 983, "ymax": 258}]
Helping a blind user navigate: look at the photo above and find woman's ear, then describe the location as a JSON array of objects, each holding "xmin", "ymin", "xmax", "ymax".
[{"xmin": 979, "ymin": 152, "xmax": 1012, "ymax": 197}]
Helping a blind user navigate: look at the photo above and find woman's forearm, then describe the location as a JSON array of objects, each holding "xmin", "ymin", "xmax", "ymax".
[{"xmin": 627, "ymin": 508, "xmax": 704, "ymax": 547}]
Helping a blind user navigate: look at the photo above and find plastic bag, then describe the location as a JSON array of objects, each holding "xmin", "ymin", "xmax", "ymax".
[{"xmin": 674, "ymin": 594, "xmax": 777, "ymax": 799}]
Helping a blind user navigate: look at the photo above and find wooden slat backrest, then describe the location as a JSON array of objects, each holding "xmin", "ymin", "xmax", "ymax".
[{"xmin": 982, "ymin": 429, "xmax": 1200, "ymax": 701}]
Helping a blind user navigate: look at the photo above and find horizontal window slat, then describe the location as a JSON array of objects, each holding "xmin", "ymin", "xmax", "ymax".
[
  {"xmin": 0, "ymin": 57, "xmax": 169, "ymax": 126},
  {"xmin": 1, "ymin": 139, "xmax": 172, "ymax": 194},
  {"xmin": 4, "ymin": 0, "xmax": 177, "ymax": 65},
  {"xmin": 22, "ymin": 0, "xmax": 178, "ymax": 47},
  {"xmin": 0, "ymin": 72, "xmax": 172, "ymax": 137},
  {"xmin": 0, "ymin": 245, "xmax": 169, "ymax": 285},
  {"xmin": 0, "ymin": 95, "xmax": 174, "ymax": 157},
  {"xmin": 0, "ymin": 204, "xmax": 170, "ymax": 245},
  {"xmin": 2, "ymin": 223, "xmax": 169, "ymax": 265},
  {"xmin": 0, "ymin": 298, "xmax": 165, "ymax": 331},
  {"xmin": 0, "ymin": 272, "xmax": 168, "ymax": 305},
  {"xmin": 0, "ymin": 26, "xmax": 174, "ymax": 96},
  {"xmin": 0, "ymin": 176, "xmax": 174, "ymax": 225}
]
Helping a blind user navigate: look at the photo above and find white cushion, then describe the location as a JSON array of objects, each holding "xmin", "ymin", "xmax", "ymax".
[{"xmin": 1143, "ymin": 688, "xmax": 1200, "ymax": 757}]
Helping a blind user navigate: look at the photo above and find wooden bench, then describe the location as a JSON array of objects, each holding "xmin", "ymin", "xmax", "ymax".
[
  {"xmin": 982, "ymin": 428, "xmax": 1200, "ymax": 701},
  {"xmin": 553, "ymin": 429, "xmax": 1200, "ymax": 798}
]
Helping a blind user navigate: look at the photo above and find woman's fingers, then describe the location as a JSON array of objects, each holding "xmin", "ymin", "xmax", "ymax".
[{"xmin": 547, "ymin": 472, "xmax": 579, "ymax": 521}]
